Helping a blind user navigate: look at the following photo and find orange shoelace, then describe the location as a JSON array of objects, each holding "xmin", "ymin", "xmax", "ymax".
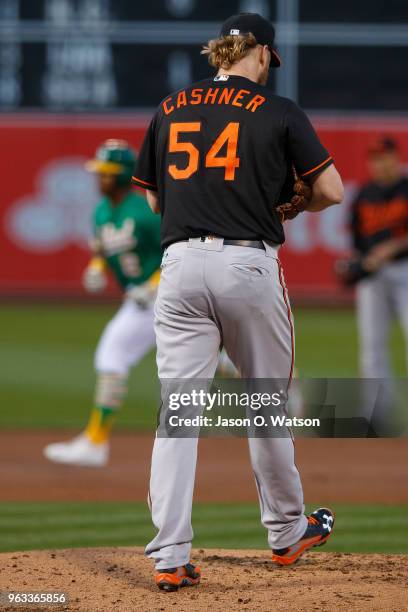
[{"xmin": 307, "ymin": 515, "xmax": 319, "ymax": 526}]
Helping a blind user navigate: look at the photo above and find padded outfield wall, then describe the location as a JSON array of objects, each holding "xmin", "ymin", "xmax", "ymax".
[{"xmin": 0, "ymin": 113, "xmax": 407, "ymax": 302}]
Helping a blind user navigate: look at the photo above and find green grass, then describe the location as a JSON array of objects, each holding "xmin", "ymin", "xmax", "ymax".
[
  {"xmin": 0, "ymin": 502, "xmax": 406, "ymax": 555},
  {"xmin": 0, "ymin": 304, "xmax": 406, "ymax": 429},
  {"xmin": 1, "ymin": 306, "xmax": 406, "ymax": 558},
  {"xmin": 0, "ymin": 304, "xmax": 158, "ymax": 429}
]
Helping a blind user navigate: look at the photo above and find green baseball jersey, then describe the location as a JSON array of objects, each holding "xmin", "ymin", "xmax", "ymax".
[{"xmin": 93, "ymin": 191, "xmax": 161, "ymax": 289}]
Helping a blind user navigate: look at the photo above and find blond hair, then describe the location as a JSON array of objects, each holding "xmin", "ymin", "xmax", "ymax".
[{"xmin": 201, "ymin": 32, "xmax": 258, "ymax": 70}]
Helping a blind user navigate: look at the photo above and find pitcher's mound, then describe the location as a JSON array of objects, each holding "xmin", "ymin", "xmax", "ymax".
[{"xmin": 0, "ymin": 547, "xmax": 407, "ymax": 611}]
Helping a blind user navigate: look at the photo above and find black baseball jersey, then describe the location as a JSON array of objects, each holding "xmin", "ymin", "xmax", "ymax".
[
  {"xmin": 350, "ymin": 178, "xmax": 408, "ymax": 258},
  {"xmin": 133, "ymin": 74, "xmax": 333, "ymax": 248}
]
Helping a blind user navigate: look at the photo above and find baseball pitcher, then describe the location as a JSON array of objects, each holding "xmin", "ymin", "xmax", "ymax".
[{"xmin": 132, "ymin": 13, "xmax": 344, "ymax": 590}]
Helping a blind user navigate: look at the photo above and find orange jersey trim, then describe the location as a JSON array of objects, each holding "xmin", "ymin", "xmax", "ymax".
[
  {"xmin": 131, "ymin": 176, "xmax": 157, "ymax": 189},
  {"xmin": 278, "ymin": 261, "xmax": 294, "ymax": 390},
  {"xmin": 301, "ymin": 156, "xmax": 333, "ymax": 178}
]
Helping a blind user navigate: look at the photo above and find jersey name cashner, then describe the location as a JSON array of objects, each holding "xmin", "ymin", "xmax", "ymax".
[{"xmin": 162, "ymin": 86, "xmax": 266, "ymax": 115}]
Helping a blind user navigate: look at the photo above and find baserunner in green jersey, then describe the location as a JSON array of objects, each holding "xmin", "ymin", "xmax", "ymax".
[
  {"xmin": 43, "ymin": 139, "xmax": 236, "ymax": 468},
  {"xmin": 44, "ymin": 139, "xmax": 162, "ymax": 467}
]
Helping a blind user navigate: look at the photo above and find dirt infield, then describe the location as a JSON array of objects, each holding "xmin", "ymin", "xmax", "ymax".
[
  {"xmin": 0, "ymin": 547, "xmax": 407, "ymax": 611},
  {"xmin": 0, "ymin": 431, "xmax": 407, "ymax": 503}
]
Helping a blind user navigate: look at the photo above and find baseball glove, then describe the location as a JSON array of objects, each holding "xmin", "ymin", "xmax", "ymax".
[
  {"xmin": 276, "ymin": 165, "xmax": 312, "ymax": 222},
  {"xmin": 334, "ymin": 257, "xmax": 372, "ymax": 286}
]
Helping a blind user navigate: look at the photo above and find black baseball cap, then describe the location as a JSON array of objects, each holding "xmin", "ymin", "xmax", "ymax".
[{"xmin": 220, "ymin": 13, "xmax": 281, "ymax": 68}]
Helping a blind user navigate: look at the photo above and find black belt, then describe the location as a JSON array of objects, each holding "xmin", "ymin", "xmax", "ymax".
[
  {"xmin": 223, "ymin": 239, "xmax": 265, "ymax": 250},
  {"xmin": 174, "ymin": 238, "xmax": 266, "ymax": 250}
]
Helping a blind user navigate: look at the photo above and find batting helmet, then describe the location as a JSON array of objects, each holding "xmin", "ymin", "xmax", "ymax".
[{"xmin": 86, "ymin": 139, "xmax": 136, "ymax": 186}]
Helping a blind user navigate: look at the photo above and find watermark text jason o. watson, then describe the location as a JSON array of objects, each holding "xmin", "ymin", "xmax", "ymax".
[
  {"xmin": 168, "ymin": 413, "xmax": 321, "ymax": 428},
  {"xmin": 166, "ymin": 390, "xmax": 320, "ymax": 429}
]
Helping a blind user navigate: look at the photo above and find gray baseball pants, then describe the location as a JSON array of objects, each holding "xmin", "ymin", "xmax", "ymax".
[
  {"xmin": 356, "ymin": 258, "xmax": 408, "ymax": 423},
  {"xmin": 357, "ymin": 258, "xmax": 408, "ymax": 378},
  {"xmin": 146, "ymin": 238, "xmax": 307, "ymax": 569}
]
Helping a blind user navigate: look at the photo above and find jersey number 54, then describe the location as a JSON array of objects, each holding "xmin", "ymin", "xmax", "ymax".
[{"xmin": 168, "ymin": 122, "xmax": 240, "ymax": 181}]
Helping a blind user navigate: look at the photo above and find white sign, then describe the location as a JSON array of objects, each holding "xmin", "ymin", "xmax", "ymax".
[{"xmin": 6, "ymin": 158, "xmax": 100, "ymax": 252}]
